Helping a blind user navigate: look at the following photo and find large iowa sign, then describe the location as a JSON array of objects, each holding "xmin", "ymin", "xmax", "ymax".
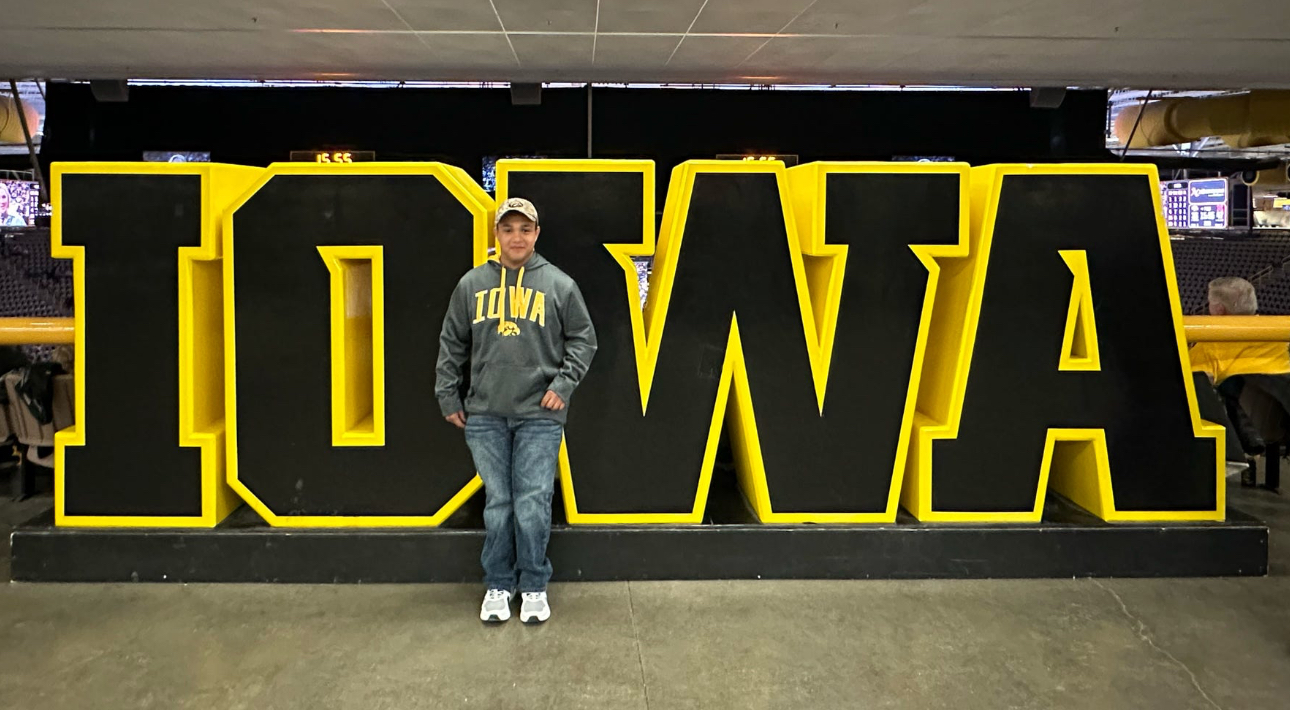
[{"xmin": 49, "ymin": 160, "xmax": 1223, "ymax": 529}]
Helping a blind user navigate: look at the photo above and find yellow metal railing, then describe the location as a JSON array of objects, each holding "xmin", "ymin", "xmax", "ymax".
[
  {"xmin": 0, "ymin": 317, "xmax": 74, "ymax": 345},
  {"xmin": 1183, "ymin": 316, "xmax": 1290, "ymax": 343},
  {"xmin": 0, "ymin": 315, "xmax": 1284, "ymax": 346}
]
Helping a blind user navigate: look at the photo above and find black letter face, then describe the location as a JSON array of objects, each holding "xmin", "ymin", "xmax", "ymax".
[{"xmin": 59, "ymin": 173, "xmax": 203, "ymax": 519}]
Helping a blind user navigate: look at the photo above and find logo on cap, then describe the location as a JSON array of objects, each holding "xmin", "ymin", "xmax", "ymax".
[{"xmin": 496, "ymin": 197, "xmax": 539, "ymax": 224}]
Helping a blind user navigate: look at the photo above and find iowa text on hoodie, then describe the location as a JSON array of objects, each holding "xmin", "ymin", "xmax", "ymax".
[{"xmin": 435, "ymin": 253, "xmax": 597, "ymax": 425}]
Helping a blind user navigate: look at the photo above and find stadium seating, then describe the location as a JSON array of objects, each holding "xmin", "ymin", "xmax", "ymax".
[
  {"xmin": 0, "ymin": 230, "xmax": 73, "ymax": 362},
  {"xmin": 1254, "ymin": 268, "xmax": 1290, "ymax": 315},
  {"xmin": 1171, "ymin": 234, "xmax": 1290, "ymax": 315}
]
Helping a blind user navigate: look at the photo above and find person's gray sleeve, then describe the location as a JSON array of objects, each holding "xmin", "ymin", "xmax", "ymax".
[
  {"xmin": 435, "ymin": 280, "xmax": 472, "ymax": 417},
  {"xmin": 548, "ymin": 281, "xmax": 597, "ymax": 404}
]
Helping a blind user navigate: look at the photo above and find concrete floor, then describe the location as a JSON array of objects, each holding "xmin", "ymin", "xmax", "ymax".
[{"xmin": 1, "ymin": 482, "xmax": 1288, "ymax": 710}]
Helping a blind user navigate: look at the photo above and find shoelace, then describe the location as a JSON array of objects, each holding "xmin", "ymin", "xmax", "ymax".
[
  {"xmin": 521, "ymin": 592, "xmax": 545, "ymax": 603},
  {"xmin": 485, "ymin": 589, "xmax": 509, "ymax": 602}
]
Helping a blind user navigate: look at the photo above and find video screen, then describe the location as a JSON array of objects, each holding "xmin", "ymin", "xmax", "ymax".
[
  {"xmin": 1187, "ymin": 178, "xmax": 1228, "ymax": 228},
  {"xmin": 1254, "ymin": 195, "xmax": 1290, "ymax": 229},
  {"xmin": 143, "ymin": 151, "xmax": 211, "ymax": 163},
  {"xmin": 0, "ymin": 180, "xmax": 47, "ymax": 228},
  {"xmin": 1160, "ymin": 178, "xmax": 1228, "ymax": 229}
]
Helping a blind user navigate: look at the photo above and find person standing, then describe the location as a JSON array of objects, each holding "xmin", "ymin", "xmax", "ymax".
[{"xmin": 436, "ymin": 197, "xmax": 597, "ymax": 624}]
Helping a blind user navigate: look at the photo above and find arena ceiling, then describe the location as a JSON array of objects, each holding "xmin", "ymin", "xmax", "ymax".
[{"xmin": 1, "ymin": 0, "xmax": 1288, "ymax": 88}]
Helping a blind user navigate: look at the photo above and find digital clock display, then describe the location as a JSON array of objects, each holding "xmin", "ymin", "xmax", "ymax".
[
  {"xmin": 289, "ymin": 150, "xmax": 376, "ymax": 164},
  {"xmin": 715, "ymin": 153, "xmax": 800, "ymax": 167}
]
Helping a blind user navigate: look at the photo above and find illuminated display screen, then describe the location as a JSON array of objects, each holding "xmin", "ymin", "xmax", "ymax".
[
  {"xmin": 0, "ymin": 180, "xmax": 47, "ymax": 228},
  {"xmin": 1160, "ymin": 178, "xmax": 1228, "ymax": 229},
  {"xmin": 1187, "ymin": 178, "xmax": 1228, "ymax": 228},
  {"xmin": 1161, "ymin": 181, "xmax": 1190, "ymax": 229},
  {"xmin": 715, "ymin": 153, "xmax": 800, "ymax": 167},
  {"xmin": 288, "ymin": 150, "xmax": 376, "ymax": 163},
  {"xmin": 143, "ymin": 151, "xmax": 211, "ymax": 163}
]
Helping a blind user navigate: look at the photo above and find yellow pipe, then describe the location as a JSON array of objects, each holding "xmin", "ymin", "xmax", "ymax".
[
  {"xmin": 1, "ymin": 316, "xmax": 1282, "ymax": 348},
  {"xmin": 1242, "ymin": 165, "xmax": 1290, "ymax": 188},
  {"xmin": 0, "ymin": 94, "xmax": 41, "ymax": 145},
  {"xmin": 0, "ymin": 317, "xmax": 75, "ymax": 345},
  {"xmin": 1183, "ymin": 316, "xmax": 1290, "ymax": 342},
  {"xmin": 1114, "ymin": 91, "xmax": 1290, "ymax": 149}
]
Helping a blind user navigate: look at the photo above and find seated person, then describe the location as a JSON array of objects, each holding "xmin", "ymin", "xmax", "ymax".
[
  {"xmin": 1189, "ymin": 276, "xmax": 1290, "ymax": 384},
  {"xmin": 1190, "ymin": 276, "xmax": 1290, "ymax": 489}
]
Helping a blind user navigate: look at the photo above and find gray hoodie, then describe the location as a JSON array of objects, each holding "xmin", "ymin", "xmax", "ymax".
[{"xmin": 435, "ymin": 253, "xmax": 597, "ymax": 424}]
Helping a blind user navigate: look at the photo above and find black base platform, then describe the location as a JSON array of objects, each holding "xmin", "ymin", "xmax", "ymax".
[{"xmin": 9, "ymin": 476, "xmax": 1269, "ymax": 582}]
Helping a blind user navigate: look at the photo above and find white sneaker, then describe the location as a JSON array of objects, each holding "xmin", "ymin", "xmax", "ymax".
[
  {"xmin": 520, "ymin": 592, "xmax": 551, "ymax": 624},
  {"xmin": 480, "ymin": 589, "xmax": 512, "ymax": 623}
]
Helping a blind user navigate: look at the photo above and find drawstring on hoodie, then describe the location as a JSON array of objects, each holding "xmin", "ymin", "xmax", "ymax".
[{"xmin": 497, "ymin": 264, "xmax": 524, "ymax": 336}]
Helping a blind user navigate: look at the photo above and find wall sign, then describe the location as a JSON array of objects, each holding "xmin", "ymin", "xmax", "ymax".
[{"xmin": 50, "ymin": 160, "xmax": 1223, "ymax": 528}]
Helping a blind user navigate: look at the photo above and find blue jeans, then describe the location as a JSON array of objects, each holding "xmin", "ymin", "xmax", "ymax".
[{"xmin": 464, "ymin": 414, "xmax": 563, "ymax": 593}]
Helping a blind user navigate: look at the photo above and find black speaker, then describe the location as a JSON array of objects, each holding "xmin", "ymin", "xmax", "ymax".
[
  {"xmin": 89, "ymin": 80, "xmax": 129, "ymax": 103},
  {"xmin": 510, "ymin": 83, "xmax": 542, "ymax": 106},
  {"xmin": 1029, "ymin": 87, "xmax": 1067, "ymax": 109}
]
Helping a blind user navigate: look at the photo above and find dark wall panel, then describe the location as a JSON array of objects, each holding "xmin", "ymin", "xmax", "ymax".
[{"xmin": 41, "ymin": 83, "xmax": 1111, "ymax": 203}]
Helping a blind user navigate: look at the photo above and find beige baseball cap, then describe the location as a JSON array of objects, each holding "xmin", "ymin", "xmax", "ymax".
[{"xmin": 496, "ymin": 197, "xmax": 539, "ymax": 225}]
